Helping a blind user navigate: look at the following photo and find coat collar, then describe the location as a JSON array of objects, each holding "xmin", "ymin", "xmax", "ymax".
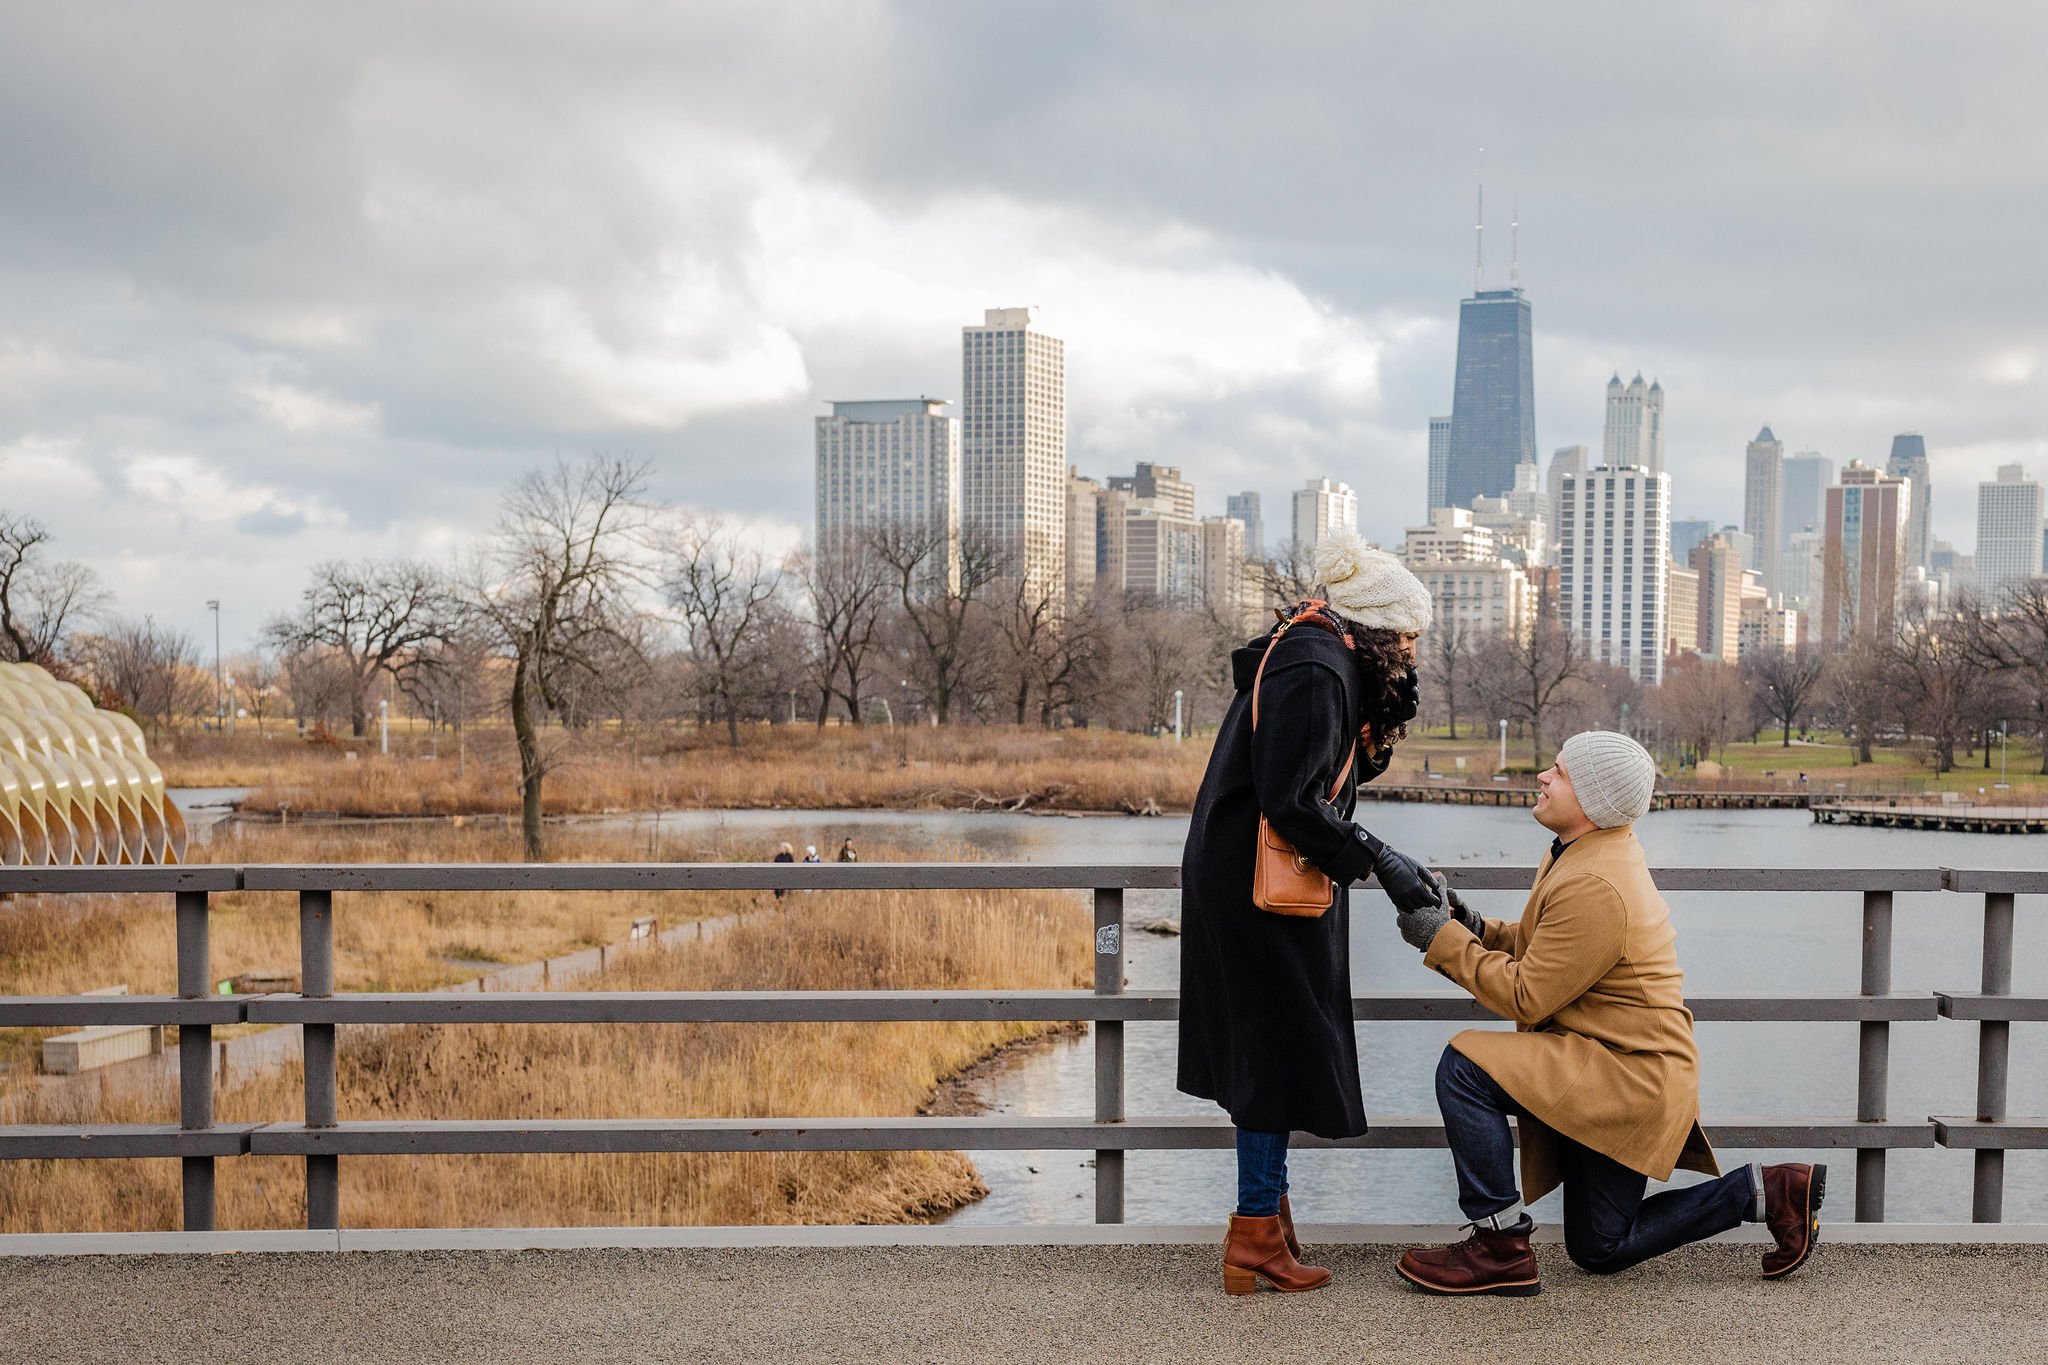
[{"xmin": 1530, "ymin": 822, "xmax": 1635, "ymax": 891}]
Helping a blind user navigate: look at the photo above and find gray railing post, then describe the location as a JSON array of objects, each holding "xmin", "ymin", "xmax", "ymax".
[
  {"xmin": 1093, "ymin": 886, "xmax": 1126, "ymax": 1224},
  {"xmin": 1855, "ymin": 889, "xmax": 1892, "ymax": 1221},
  {"xmin": 175, "ymin": 889, "xmax": 215, "ymax": 1232},
  {"xmin": 1972, "ymin": 891, "xmax": 2015, "ymax": 1222},
  {"xmin": 300, "ymin": 887, "xmax": 340, "ymax": 1230}
]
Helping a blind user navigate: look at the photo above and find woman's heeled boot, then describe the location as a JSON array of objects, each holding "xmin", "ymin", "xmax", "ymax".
[
  {"xmin": 1222, "ymin": 1213, "xmax": 1332, "ymax": 1295},
  {"xmin": 1277, "ymin": 1193, "xmax": 1302, "ymax": 1260}
]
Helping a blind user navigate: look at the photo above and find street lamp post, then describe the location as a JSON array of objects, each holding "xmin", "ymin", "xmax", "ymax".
[
  {"xmin": 1499, "ymin": 719, "xmax": 1508, "ymax": 772},
  {"xmin": 205, "ymin": 599, "xmax": 222, "ymax": 732},
  {"xmin": 1173, "ymin": 689, "xmax": 1184, "ymax": 744}
]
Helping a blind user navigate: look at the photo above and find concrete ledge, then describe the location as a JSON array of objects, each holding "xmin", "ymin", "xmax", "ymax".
[{"xmin": 6, "ymin": 1221, "xmax": 2047, "ymax": 1256}]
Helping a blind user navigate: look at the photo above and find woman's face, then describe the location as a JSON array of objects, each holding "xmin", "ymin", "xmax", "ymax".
[{"xmin": 1397, "ymin": 631, "xmax": 1421, "ymax": 665}]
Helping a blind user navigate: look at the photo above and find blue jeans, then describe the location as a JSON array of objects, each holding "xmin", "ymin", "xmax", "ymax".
[
  {"xmin": 1435, "ymin": 1045, "xmax": 1755, "ymax": 1274},
  {"xmin": 1235, "ymin": 1128, "xmax": 1289, "ymax": 1217}
]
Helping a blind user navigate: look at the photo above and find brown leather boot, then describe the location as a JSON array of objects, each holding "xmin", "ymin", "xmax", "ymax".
[
  {"xmin": 1761, "ymin": 1163, "xmax": 1826, "ymax": 1279},
  {"xmin": 1223, "ymin": 1213, "xmax": 1332, "ymax": 1295},
  {"xmin": 1277, "ymin": 1193, "xmax": 1302, "ymax": 1260},
  {"xmin": 1397, "ymin": 1221, "xmax": 1542, "ymax": 1296}
]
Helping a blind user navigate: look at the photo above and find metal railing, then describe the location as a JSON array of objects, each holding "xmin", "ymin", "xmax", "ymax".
[{"xmin": 0, "ymin": 863, "xmax": 2038, "ymax": 1232}]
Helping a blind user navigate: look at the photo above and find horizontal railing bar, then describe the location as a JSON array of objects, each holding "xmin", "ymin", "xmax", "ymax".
[
  {"xmin": 0, "ymin": 867, "xmax": 240, "ymax": 894},
  {"xmin": 1943, "ymin": 870, "xmax": 2048, "ymax": 894},
  {"xmin": 1933, "ymin": 1119, "xmax": 2048, "ymax": 1150},
  {"xmin": 233, "ymin": 990, "xmax": 1943, "ymax": 1026},
  {"xmin": 0, "ymin": 1126, "xmax": 259, "ymax": 1159},
  {"xmin": 0, "ymin": 864, "xmax": 1973, "ymax": 896},
  {"xmin": 243, "ymin": 1115, "xmax": 1939, "ymax": 1156},
  {"xmin": 1937, "ymin": 993, "xmax": 2048, "ymax": 1022},
  {"xmin": 0, "ymin": 996, "xmax": 255, "ymax": 1026}
]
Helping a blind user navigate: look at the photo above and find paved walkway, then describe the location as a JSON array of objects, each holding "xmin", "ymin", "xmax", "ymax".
[{"xmin": 7, "ymin": 1241, "xmax": 2045, "ymax": 1364}]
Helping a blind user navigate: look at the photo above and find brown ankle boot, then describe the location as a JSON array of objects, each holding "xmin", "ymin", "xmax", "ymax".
[
  {"xmin": 1223, "ymin": 1213, "xmax": 1332, "ymax": 1295},
  {"xmin": 1761, "ymin": 1163, "xmax": 1826, "ymax": 1279},
  {"xmin": 1277, "ymin": 1193, "xmax": 1302, "ymax": 1260},
  {"xmin": 1397, "ymin": 1221, "xmax": 1542, "ymax": 1296}
]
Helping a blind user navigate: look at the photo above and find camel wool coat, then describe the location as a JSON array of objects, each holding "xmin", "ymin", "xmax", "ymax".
[{"xmin": 1422, "ymin": 824, "xmax": 1718, "ymax": 1202}]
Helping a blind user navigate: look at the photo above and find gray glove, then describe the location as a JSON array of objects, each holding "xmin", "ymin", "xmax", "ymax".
[
  {"xmin": 1396, "ymin": 896, "xmax": 1451, "ymax": 952},
  {"xmin": 1444, "ymin": 886, "xmax": 1483, "ymax": 936}
]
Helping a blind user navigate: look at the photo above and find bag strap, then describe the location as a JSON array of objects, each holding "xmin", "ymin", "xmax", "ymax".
[{"xmin": 1251, "ymin": 619, "xmax": 1356, "ymax": 804}]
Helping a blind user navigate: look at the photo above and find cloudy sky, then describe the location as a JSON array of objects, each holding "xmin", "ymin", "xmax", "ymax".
[{"xmin": 4, "ymin": 1, "xmax": 2045, "ymax": 652}]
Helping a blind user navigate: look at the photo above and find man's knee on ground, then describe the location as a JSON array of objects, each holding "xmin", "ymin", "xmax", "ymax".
[{"xmin": 1565, "ymin": 1229, "xmax": 1629, "ymax": 1275}]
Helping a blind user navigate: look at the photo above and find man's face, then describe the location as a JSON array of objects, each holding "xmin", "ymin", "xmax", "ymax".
[{"xmin": 1533, "ymin": 758, "xmax": 1590, "ymax": 835}]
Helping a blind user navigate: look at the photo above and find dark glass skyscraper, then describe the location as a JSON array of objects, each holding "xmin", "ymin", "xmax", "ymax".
[{"xmin": 1444, "ymin": 287, "xmax": 1537, "ymax": 510}]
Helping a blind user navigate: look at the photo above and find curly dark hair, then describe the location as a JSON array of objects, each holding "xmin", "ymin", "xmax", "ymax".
[{"xmin": 1349, "ymin": 626, "xmax": 1414, "ymax": 761}]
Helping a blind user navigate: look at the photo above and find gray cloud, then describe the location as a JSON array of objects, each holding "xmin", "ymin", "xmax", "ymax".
[{"xmin": 1, "ymin": 1, "xmax": 2044, "ymax": 651}]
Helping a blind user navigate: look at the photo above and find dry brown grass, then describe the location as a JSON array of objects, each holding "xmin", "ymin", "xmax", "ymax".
[
  {"xmin": 169, "ymin": 723, "xmax": 1212, "ymax": 817},
  {"xmin": 0, "ymin": 819, "xmax": 1091, "ymax": 1231}
]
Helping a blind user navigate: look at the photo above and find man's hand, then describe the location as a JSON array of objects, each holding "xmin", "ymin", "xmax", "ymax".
[
  {"xmin": 1396, "ymin": 896, "xmax": 1451, "ymax": 951},
  {"xmin": 1373, "ymin": 844, "xmax": 1443, "ymax": 914},
  {"xmin": 1445, "ymin": 886, "xmax": 1484, "ymax": 936}
]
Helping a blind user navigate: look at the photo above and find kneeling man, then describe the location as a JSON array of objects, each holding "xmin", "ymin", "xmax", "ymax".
[{"xmin": 1391, "ymin": 731, "xmax": 1823, "ymax": 1295}]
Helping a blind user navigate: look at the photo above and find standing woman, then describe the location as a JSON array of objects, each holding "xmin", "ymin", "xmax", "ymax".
[{"xmin": 1177, "ymin": 530, "xmax": 1443, "ymax": 1295}]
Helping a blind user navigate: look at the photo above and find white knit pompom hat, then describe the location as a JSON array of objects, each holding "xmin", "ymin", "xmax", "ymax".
[
  {"xmin": 1311, "ymin": 529, "xmax": 1432, "ymax": 634},
  {"xmin": 1556, "ymin": 731, "xmax": 1657, "ymax": 828}
]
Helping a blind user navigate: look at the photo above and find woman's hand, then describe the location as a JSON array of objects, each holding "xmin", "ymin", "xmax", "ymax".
[
  {"xmin": 1372, "ymin": 843, "xmax": 1443, "ymax": 914},
  {"xmin": 1388, "ymin": 666, "xmax": 1420, "ymax": 727}
]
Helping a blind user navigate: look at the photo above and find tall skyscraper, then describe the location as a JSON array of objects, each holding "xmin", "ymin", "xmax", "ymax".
[
  {"xmin": 1200, "ymin": 515, "xmax": 1249, "ymax": 624},
  {"xmin": 1427, "ymin": 415, "xmax": 1453, "ymax": 513},
  {"xmin": 1742, "ymin": 426, "xmax": 1784, "ymax": 592},
  {"xmin": 1601, "ymin": 373, "xmax": 1666, "ymax": 476},
  {"xmin": 814, "ymin": 397, "xmax": 960, "ymax": 587},
  {"xmin": 1064, "ymin": 467, "xmax": 1100, "ymax": 604},
  {"xmin": 1545, "ymin": 445, "xmax": 1586, "ymax": 559},
  {"xmin": 1225, "ymin": 491, "xmax": 1263, "ymax": 559},
  {"xmin": 1444, "ymin": 288, "xmax": 1537, "ymax": 508},
  {"xmin": 1558, "ymin": 464, "xmax": 1671, "ymax": 685},
  {"xmin": 1780, "ymin": 452, "xmax": 1833, "ymax": 548},
  {"xmin": 1821, "ymin": 460, "xmax": 1910, "ymax": 647},
  {"xmin": 1669, "ymin": 518, "xmax": 1715, "ymax": 565},
  {"xmin": 1691, "ymin": 532, "xmax": 1747, "ymax": 664},
  {"xmin": 1976, "ymin": 464, "xmax": 2044, "ymax": 606},
  {"xmin": 1886, "ymin": 434, "xmax": 1933, "ymax": 571},
  {"xmin": 961, "ymin": 307, "xmax": 1066, "ymax": 599},
  {"xmin": 1291, "ymin": 478, "xmax": 1358, "ymax": 553}
]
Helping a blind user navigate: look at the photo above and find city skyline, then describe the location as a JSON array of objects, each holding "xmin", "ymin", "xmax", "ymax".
[{"xmin": 4, "ymin": 4, "xmax": 2046, "ymax": 651}]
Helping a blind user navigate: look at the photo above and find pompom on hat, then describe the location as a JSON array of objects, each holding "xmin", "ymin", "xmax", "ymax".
[
  {"xmin": 1556, "ymin": 731, "xmax": 1657, "ymax": 829},
  {"xmin": 1311, "ymin": 529, "xmax": 1432, "ymax": 634}
]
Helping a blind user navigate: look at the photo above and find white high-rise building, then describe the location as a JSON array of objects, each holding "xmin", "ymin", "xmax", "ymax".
[
  {"xmin": 1401, "ymin": 507, "xmax": 1497, "ymax": 564},
  {"xmin": 1408, "ymin": 559, "xmax": 1535, "ymax": 644},
  {"xmin": 1065, "ymin": 467, "xmax": 1101, "ymax": 604},
  {"xmin": 1602, "ymin": 373, "xmax": 1666, "ymax": 476},
  {"xmin": 1976, "ymin": 464, "xmax": 2045, "ymax": 607},
  {"xmin": 1291, "ymin": 478, "xmax": 1358, "ymax": 553},
  {"xmin": 1546, "ymin": 445, "xmax": 1587, "ymax": 563},
  {"xmin": 1559, "ymin": 464, "xmax": 1671, "ymax": 684},
  {"xmin": 1427, "ymin": 416, "xmax": 1452, "ymax": 514},
  {"xmin": 1781, "ymin": 528, "xmax": 1827, "ymax": 612},
  {"xmin": 814, "ymin": 397, "xmax": 960, "ymax": 587},
  {"xmin": 1200, "ymin": 515, "xmax": 1249, "ymax": 625},
  {"xmin": 961, "ymin": 307, "xmax": 1066, "ymax": 600},
  {"xmin": 1743, "ymin": 426, "xmax": 1783, "ymax": 593}
]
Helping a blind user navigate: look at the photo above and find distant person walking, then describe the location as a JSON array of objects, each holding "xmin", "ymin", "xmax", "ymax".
[
  {"xmin": 1177, "ymin": 530, "xmax": 1434, "ymax": 1296},
  {"xmin": 1389, "ymin": 732, "xmax": 1824, "ymax": 1296},
  {"xmin": 772, "ymin": 841, "xmax": 794, "ymax": 901},
  {"xmin": 802, "ymin": 845, "xmax": 820, "ymax": 864},
  {"xmin": 837, "ymin": 838, "xmax": 859, "ymax": 863}
]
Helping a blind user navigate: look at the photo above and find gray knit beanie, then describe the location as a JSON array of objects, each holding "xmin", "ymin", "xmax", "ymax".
[{"xmin": 1556, "ymin": 731, "xmax": 1657, "ymax": 828}]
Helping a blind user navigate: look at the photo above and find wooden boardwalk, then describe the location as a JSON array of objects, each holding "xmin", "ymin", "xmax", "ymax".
[
  {"xmin": 1359, "ymin": 784, "xmax": 1811, "ymax": 811},
  {"xmin": 1811, "ymin": 801, "xmax": 2048, "ymax": 834}
]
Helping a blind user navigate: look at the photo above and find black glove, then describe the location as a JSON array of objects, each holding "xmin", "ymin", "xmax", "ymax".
[
  {"xmin": 1372, "ymin": 843, "xmax": 1444, "ymax": 915},
  {"xmin": 1387, "ymin": 666, "xmax": 1420, "ymax": 727},
  {"xmin": 1444, "ymin": 886, "xmax": 1483, "ymax": 936}
]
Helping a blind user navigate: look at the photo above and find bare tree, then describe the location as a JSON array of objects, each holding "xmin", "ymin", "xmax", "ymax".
[
  {"xmin": 471, "ymin": 457, "xmax": 649, "ymax": 860},
  {"xmin": 870, "ymin": 520, "xmax": 1005, "ymax": 723},
  {"xmin": 1470, "ymin": 606, "xmax": 1593, "ymax": 770},
  {"xmin": 76, "ymin": 617, "xmax": 205, "ymax": 733},
  {"xmin": 1745, "ymin": 645, "xmax": 1829, "ymax": 746},
  {"xmin": 1248, "ymin": 539, "xmax": 1318, "ymax": 620},
  {"xmin": 662, "ymin": 515, "xmax": 782, "ymax": 748},
  {"xmin": 1889, "ymin": 618, "xmax": 1980, "ymax": 773},
  {"xmin": 1822, "ymin": 634, "xmax": 1894, "ymax": 764},
  {"xmin": 1962, "ymin": 582, "xmax": 2048, "ymax": 774},
  {"xmin": 264, "ymin": 560, "xmax": 460, "ymax": 737},
  {"xmin": 227, "ymin": 651, "xmax": 283, "ymax": 736},
  {"xmin": 1650, "ymin": 663, "xmax": 1751, "ymax": 766},
  {"xmin": 1426, "ymin": 609, "xmax": 1478, "ymax": 739},
  {"xmin": 793, "ymin": 541, "xmax": 890, "ymax": 726},
  {"xmin": 1106, "ymin": 594, "xmax": 1210, "ymax": 734},
  {"xmin": 0, "ymin": 512, "xmax": 108, "ymax": 666}
]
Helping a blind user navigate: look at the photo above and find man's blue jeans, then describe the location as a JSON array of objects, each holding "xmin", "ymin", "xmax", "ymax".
[
  {"xmin": 1436, "ymin": 1045, "xmax": 1755, "ymax": 1273},
  {"xmin": 1235, "ymin": 1128, "xmax": 1289, "ymax": 1217}
]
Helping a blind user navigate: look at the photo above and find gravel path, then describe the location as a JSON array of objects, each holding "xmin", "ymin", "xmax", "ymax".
[{"xmin": 5, "ymin": 1242, "xmax": 2043, "ymax": 1364}]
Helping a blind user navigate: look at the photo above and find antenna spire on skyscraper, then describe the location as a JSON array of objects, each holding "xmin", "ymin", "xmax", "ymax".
[
  {"xmin": 1474, "ymin": 148, "xmax": 1486, "ymax": 291},
  {"xmin": 1510, "ymin": 197, "xmax": 1520, "ymax": 289}
]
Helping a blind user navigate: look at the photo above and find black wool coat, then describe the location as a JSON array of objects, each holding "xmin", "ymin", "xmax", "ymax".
[{"xmin": 1175, "ymin": 625, "xmax": 1391, "ymax": 1138}]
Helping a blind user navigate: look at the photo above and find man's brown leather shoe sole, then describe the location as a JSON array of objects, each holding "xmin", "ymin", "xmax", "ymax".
[
  {"xmin": 1763, "ymin": 1163, "xmax": 1827, "ymax": 1280},
  {"xmin": 1395, "ymin": 1260, "xmax": 1542, "ymax": 1297}
]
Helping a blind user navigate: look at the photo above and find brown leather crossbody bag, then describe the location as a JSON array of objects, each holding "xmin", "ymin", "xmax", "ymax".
[{"xmin": 1249, "ymin": 614, "xmax": 1359, "ymax": 918}]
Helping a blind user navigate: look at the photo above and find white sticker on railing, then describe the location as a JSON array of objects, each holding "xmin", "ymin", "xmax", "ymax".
[{"xmin": 1095, "ymin": 924, "xmax": 1121, "ymax": 956}]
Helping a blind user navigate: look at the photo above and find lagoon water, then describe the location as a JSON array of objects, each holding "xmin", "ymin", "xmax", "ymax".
[{"xmin": 634, "ymin": 803, "xmax": 2046, "ymax": 1226}]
